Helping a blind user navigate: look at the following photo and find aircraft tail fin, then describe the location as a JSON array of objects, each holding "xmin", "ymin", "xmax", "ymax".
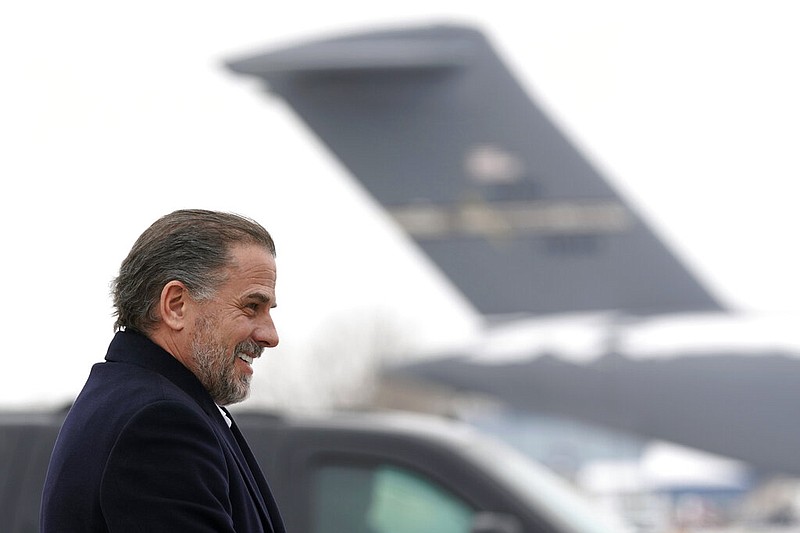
[{"xmin": 227, "ymin": 24, "xmax": 723, "ymax": 316}]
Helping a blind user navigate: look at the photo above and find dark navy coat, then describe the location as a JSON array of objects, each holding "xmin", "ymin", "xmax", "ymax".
[{"xmin": 41, "ymin": 330, "xmax": 285, "ymax": 533}]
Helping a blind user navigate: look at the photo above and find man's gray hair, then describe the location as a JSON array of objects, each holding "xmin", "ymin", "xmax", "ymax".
[{"xmin": 111, "ymin": 209, "xmax": 276, "ymax": 334}]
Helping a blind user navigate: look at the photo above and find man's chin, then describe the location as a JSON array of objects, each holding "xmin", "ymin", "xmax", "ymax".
[
  {"xmin": 219, "ymin": 394, "xmax": 249, "ymax": 407},
  {"xmin": 215, "ymin": 381, "xmax": 251, "ymax": 406}
]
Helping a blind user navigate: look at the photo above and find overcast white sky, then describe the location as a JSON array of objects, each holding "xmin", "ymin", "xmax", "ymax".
[{"xmin": 2, "ymin": 1, "xmax": 800, "ymax": 408}]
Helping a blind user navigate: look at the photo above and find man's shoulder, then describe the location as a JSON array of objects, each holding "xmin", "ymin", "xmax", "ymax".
[
  {"xmin": 64, "ymin": 361, "xmax": 205, "ymax": 434},
  {"xmin": 87, "ymin": 358, "xmax": 191, "ymax": 402}
]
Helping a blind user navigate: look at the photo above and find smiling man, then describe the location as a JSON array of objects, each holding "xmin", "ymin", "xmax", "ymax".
[{"xmin": 41, "ymin": 209, "xmax": 286, "ymax": 533}]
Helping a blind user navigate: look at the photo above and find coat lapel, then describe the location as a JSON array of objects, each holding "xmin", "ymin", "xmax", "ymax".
[
  {"xmin": 217, "ymin": 407, "xmax": 282, "ymax": 533},
  {"xmin": 227, "ymin": 414, "xmax": 287, "ymax": 533}
]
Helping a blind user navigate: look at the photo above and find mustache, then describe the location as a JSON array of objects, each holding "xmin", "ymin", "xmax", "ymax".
[{"xmin": 234, "ymin": 339, "xmax": 263, "ymax": 358}]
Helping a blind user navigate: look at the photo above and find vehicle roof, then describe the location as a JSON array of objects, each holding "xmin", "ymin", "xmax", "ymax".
[{"xmin": 233, "ymin": 408, "xmax": 482, "ymax": 446}]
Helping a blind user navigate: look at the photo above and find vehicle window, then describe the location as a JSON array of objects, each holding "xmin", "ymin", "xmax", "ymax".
[{"xmin": 312, "ymin": 463, "xmax": 475, "ymax": 533}]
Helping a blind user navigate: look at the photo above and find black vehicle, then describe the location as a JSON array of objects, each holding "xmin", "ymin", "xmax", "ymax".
[{"xmin": 1, "ymin": 408, "xmax": 624, "ymax": 533}]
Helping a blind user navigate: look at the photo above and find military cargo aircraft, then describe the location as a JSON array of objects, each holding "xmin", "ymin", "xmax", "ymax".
[{"xmin": 226, "ymin": 23, "xmax": 800, "ymax": 477}]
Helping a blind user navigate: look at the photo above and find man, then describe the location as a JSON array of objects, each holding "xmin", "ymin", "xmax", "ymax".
[{"xmin": 41, "ymin": 209, "xmax": 286, "ymax": 532}]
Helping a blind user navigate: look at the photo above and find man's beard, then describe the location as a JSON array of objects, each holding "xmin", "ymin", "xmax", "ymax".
[{"xmin": 191, "ymin": 315, "xmax": 261, "ymax": 406}]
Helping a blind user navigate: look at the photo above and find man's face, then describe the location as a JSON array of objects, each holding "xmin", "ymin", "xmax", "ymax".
[{"xmin": 188, "ymin": 244, "xmax": 279, "ymax": 406}]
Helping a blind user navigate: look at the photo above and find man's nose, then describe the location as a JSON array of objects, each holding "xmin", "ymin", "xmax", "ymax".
[{"xmin": 254, "ymin": 316, "xmax": 279, "ymax": 348}]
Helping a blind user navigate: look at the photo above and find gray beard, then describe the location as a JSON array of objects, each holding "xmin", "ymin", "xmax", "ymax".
[{"xmin": 191, "ymin": 316, "xmax": 257, "ymax": 406}]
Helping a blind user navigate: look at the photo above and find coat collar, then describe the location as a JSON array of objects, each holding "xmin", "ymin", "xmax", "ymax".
[{"xmin": 104, "ymin": 329, "xmax": 222, "ymax": 423}]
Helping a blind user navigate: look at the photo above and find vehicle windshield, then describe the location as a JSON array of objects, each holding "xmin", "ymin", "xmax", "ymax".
[{"xmin": 461, "ymin": 432, "xmax": 629, "ymax": 533}]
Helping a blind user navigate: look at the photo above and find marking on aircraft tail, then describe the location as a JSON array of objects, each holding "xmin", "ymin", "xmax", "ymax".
[{"xmin": 389, "ymin": 199, "xmax": 633, "ymax": 240}]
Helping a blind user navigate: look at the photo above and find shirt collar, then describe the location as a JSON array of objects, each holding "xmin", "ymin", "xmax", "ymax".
[{"xmin": 217, "ymin": 405, "xmax": 233, "ymax": 427}]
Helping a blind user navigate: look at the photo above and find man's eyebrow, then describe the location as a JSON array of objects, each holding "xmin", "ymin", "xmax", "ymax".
[{"xmin": 245, "ymin": 292, "xmax": 277, "ymax": 307}]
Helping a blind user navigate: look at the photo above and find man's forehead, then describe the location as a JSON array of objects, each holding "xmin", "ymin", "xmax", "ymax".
[
  {"xmin": 219, "ymin": 245, "xmax": 277, "ymax": 295},
  {"xmin": 228, "ymin": 245, "xmax": 277, "ymax": 273}
]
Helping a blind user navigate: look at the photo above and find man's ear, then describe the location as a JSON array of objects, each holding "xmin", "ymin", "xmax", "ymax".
[{"xmin": 159, "ymin": 281, "xmax": 191, "ymax": 332}]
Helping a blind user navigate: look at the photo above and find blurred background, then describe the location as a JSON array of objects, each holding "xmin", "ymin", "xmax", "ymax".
[{"xmin": 3, "ymin": 2, "xmax": 800, "ymax": 532}]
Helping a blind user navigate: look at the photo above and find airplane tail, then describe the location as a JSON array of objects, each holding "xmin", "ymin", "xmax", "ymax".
[{"xmin": 226, "ymin": 24, "xmax": 723, "ymax": 317}]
